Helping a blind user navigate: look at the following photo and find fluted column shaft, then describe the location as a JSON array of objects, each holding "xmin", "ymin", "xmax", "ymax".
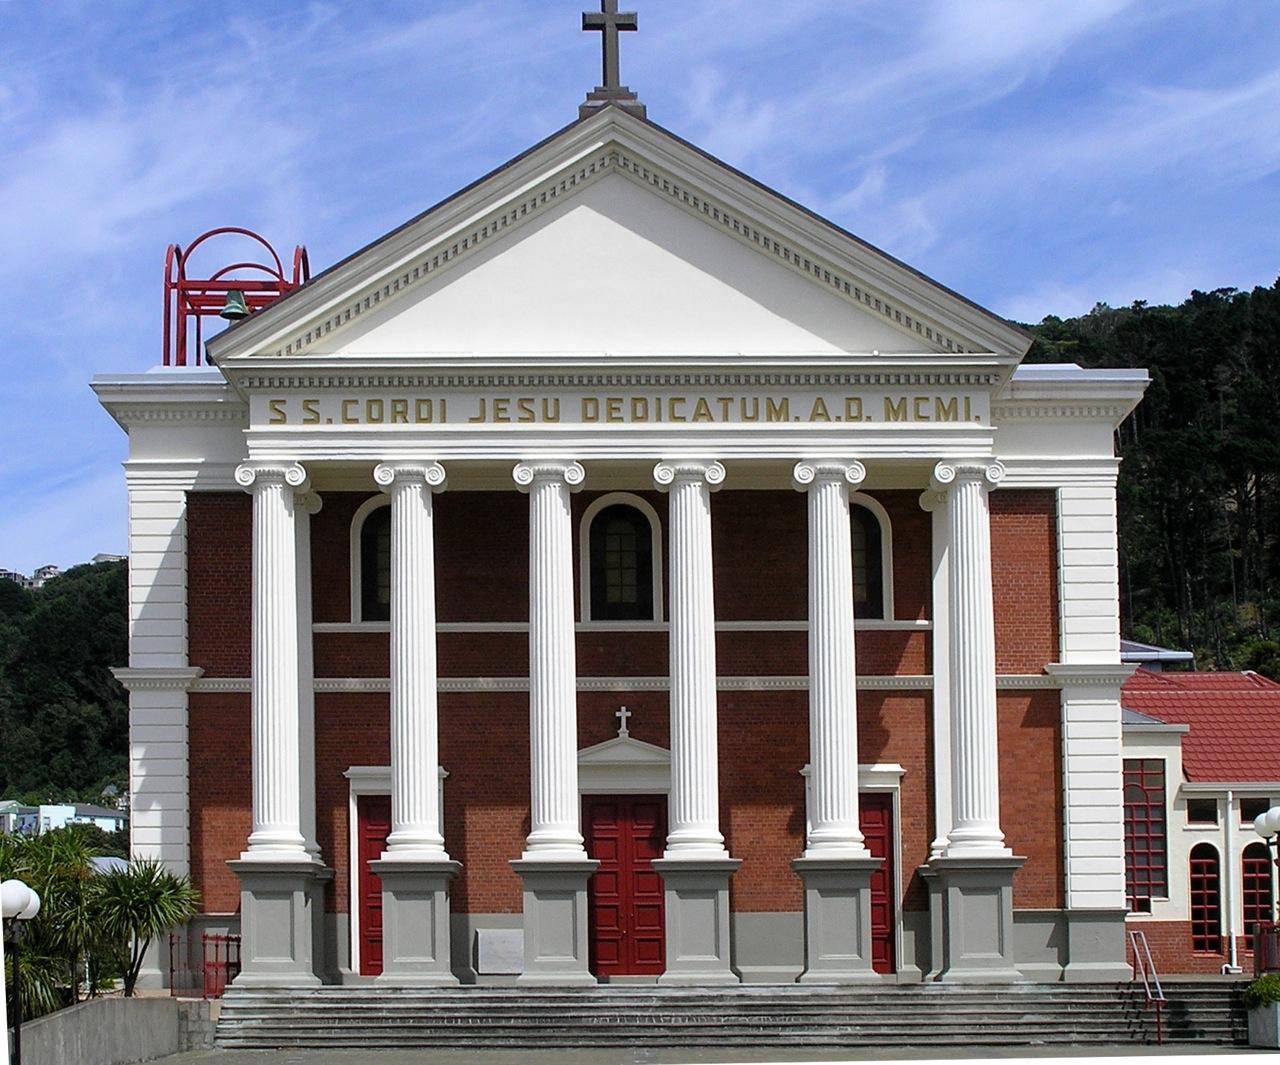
[
  {"xmin": 795, "ymin": 461, "xmax": 870, "ymax": 858},
  {"xmin": 934, "ymin": 461, "xmax": 1011, "ymax": 858},
  {"xmin": 296, "ymin": 491, "xmax": 321, "ymax": 858},
  {"xmin": 236, "ymin": 461, "xmax": 309, "ymax": 858},
  {"xmin": 654, "ymin": 460, "xmax": 728, "ymax": 858},
  {"xmin": 376, "ymin": 462, "xmax": 449, "ymax": 858},
  {"xmin": 515, "ymin": 460, "xmax": 587, "ymax": 859}
]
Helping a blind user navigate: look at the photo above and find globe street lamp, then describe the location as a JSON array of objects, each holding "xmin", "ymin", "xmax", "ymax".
[{"xmin": 2, "ymin": 879, "xmax": 41, "ymax": 1065}]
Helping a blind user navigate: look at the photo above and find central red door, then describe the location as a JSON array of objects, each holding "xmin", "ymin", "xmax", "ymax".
[
  {"xmin": 584, "ymin": 795, "xmax": 667, "ymax": 977},
  {"xmin": 859, "ymin": 792, "xmax": 896, "ymax": 975}
]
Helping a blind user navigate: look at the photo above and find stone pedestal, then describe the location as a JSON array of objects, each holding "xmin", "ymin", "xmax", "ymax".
[
  {"xmin": 1063, "ymin": 908, "xmax": 1131, "ymax": 982},
  {"xmin": 229, "ymin": 859, "xmax": 331, "ymax": 987},
  {"xmin": 369, "ymin": 859, "xmax": 460, "ymax": 986},
  {"xmin": 652, "ymin": 858, "xmax": 741, "ymax": 985},
  {"xmin": 511, "ymin": 858, "xmax": 599, "ymax": 986},
  {"xmin": 793, "ymin": 856, "xmax": 883, "ymax": 983},
  {"xmin": 923, "ymin": 855, "xmax": 1025, "ymax": 983}
]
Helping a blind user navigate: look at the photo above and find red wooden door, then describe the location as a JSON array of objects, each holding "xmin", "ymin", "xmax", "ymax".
[
  {"xmin": 859, "ymin": 792, "xmax": 896, "ymax": 974},
  {"xmin": 584, "ymin": 795, "xmax": 667, "ymax": 977},
  {"xmin": 357, "ymin": 795, "xmax": 392, "ymax": 976}
]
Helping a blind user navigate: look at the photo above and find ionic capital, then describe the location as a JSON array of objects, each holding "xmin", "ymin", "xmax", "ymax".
[
  {"xmin": 512, "ymin": 460, "xmax": 585, "ymax": 493},
  {"xmin": 234, "ymin": 461, "xmax": 309, "ymax": 494},
  {"xmin": 792, "ymin": 460, "xmax": 866, "ymax": 493},
  {"xmin": 918, "ymin": 489, "xmax": 947, "ymax": 514},
  {"xmin": 930, "ymin": 460, "xmax": 1005, "ymax": 493},
  {"xmin": 374, "ymin": 461, "xmax": 447, "ymax": 494},
  {"xmin": 653, "ymin": 460, "xmax": 726, "ymax": 492}
]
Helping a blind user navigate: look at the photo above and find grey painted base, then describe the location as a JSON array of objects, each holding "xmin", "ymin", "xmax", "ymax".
[
  {"xmin": 510, "ymin": 857, "xmax": 600, "ymax": 986},
  {"xmin": 1062, "ymin": 907, "xmax": 1131, "ymax": 982},
  {"xmin": 652, "ymin": 857, "xmax": 742, "ymax": 985},
  {"xmin": 369, "ymin": 858, "xmax": 461, "ymax": 986},
  {"xmin": 228, "ymin": 857, "xmax": 332, "ymax": 988},
  {"xmin": 793, "ymin": 855, "xmax": 883, "ymax": 983},
  {"xmin": 923, "ymin": 855, "xmax": 1025, "ymax": 984}
]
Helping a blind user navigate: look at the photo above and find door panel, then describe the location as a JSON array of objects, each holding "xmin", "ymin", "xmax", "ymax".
[
  {"xmin": 356, "ymin": 794, "xmax": 392, "ymax": 977},
  {"xmin": 859, "ymin": 792, "xmax": 896, "ymax": 975},
  {"xmin": 584, "ymin": 794, "xmax": 667, "ymax": 977}
]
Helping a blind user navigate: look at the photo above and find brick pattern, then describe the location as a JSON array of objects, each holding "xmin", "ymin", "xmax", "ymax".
[
  {"xmin": 998, "ymin": 690, "xmax": 1065, "ymax": 909},
  {"xmin": 187, "ymin": 493, "xmax": 252, "ymax": 676},
  {"xmin": 990, "ymin": 490, "xmax": 1059, "ymax": 674},
  {"xmin": 188, "ymin": 692, "xmax": 251, "ymax": 912},
  {"xmin": 1126, "ymin": 920, "xmax": 1237, "ymax": 975}
]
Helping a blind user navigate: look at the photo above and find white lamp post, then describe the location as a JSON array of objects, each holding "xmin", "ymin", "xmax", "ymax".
[{"xmin": 2, "ymin": 879, "xmax": 41, "ymax": 1065}]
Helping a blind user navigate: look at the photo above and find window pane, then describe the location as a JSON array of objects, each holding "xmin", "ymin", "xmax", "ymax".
[
  {"xmin": 589, "ymin": 503, "xmax": 655, "ymax": 621},
  {"xmin": 1123, "ymin": 758, "xmax": 1168, "ymax": 911},
  {"xmin": 851, "ymin": 504, "xmax": 884, "ymax": 620}
]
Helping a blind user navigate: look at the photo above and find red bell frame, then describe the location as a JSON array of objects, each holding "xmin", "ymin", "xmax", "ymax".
[{"xmin": 163, "ymin": 227, "xmax": 309, "ymax": 366}]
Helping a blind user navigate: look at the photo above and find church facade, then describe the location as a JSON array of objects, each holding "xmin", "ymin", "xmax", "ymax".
[{"xmin": 96, "ymin": 101, "xmax": 1149, "ymax": 988}]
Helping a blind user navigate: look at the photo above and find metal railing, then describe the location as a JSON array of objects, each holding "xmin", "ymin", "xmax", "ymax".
[
  {"xmin": 1129, "ymin": 928, "xmax": 1166, "ymax": 1045},
  {"xmin": 168, "ymin": 932, "xmax": 241, "ymax": 998},
  {"xmin": 1255, "ymin": 920, "xmax": 1280, "ymax": 977}
]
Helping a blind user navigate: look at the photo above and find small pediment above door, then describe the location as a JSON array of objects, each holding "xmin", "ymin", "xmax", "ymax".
[
  {"xmin": 579, "ymin": 733, "xmax": 670, "ymax": 767},
  {"xmin": 579, "ymin": 731, "xmax": 671, "ymax": 794}
]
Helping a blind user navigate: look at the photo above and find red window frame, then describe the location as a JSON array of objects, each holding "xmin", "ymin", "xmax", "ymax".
[
  {"xmin": 1242, "ymin": 842, "xmax": 1275, "ymax": 952},
  {"xmin": 1190, "ymin": 842, "xmax": 1222, "ymax": 954},
  {"xmin": 1123, "ymin": 759, "xmax": 1168, "ymax": 910}
]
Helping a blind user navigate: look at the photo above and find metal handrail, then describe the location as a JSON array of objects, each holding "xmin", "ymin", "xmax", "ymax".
[{"xmin": 1129, "ymin": 928, "xmax": 1166, "ymax": 1045}]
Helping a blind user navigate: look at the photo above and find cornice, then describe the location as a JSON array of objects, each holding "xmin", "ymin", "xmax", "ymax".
[
  {"xmin": 1045, "ymin": 662, "xmax": 1137, "ymax": 687},
  {"xmin": 113, "ymin": 666, "xmax": 204, "ymax": 692},
  {"xmin": 225, "ymin": 364, "xmax": 1009, "ymax": 393},
  {"xmin": 993, "ymin": 401, "xmax": 1135, "ymax": 421},
  {"xmin": 188, "ymin": 674, "xmax": 938, "ymax": 693}
]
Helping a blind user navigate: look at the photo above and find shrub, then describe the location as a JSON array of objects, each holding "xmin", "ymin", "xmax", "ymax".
[{"xmin": 1244, "ymin": 973, "xmax": 1280, "ymax": 1011}]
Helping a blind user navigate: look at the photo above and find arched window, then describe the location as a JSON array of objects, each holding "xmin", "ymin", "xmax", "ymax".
[
  {"xmin": 1189, "ymin": 843, "xmax": 1222, "ymax": 954},
  {"xmin": 585, "ymin": 500, "xmax": 657, "ymax": 622},
  {"xmin": 356, "ymin": 501, "xmax": 391, "ymax": 623},
  {"xmin": 851, "ymin": 502, "xmax": 885, "ymax": 620},
  {"xmin": 1243, "ymin": 842, "xmax": 1275, "ymax": 952}
]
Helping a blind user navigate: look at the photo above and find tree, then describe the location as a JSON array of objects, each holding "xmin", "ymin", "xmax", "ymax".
[{"xmin": 94, "ymin": 861, "xmax": 201, "ymax": 997}]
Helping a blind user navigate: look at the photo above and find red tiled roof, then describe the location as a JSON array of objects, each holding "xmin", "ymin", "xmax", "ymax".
[{"xmin": 1122, "ymin": 670, "xmax": 1280, "ymax": 783}]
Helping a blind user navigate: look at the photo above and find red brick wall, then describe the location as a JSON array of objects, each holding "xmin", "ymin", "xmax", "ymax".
[
  {"xmin": 991, "ymin": 490, "xmax": 1059, "ymax": 674},
  {"xmin": 998, "ymin": 689, "xmax": 1064, "ymax": 909},
  {"xmin": 1126, "ymin": 921, "xmax": 1235, "ymax": 974},
  {"xmin": 188, "ymin": 494, "xmax": 252, "ymax": 677},
  {"xmin": 188, "ymin": 692, "xmax": 251, "ymax": 912}
]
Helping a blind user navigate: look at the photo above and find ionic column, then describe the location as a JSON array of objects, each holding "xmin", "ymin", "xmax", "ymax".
[
  {"xmin": 510, "ymin": 461, "xmax": 597, "ymax": 987},
  {"xmin": 793, "ymin": 460, "xmax": 870, "ymax": 859},
  {"xmin": 235, "ymin": 461, "xmax": 310, "ymax": 860},
  {"xmin": 654, "ymin": 459, "xmax": 729, "ymax": 858},
  {"xmin": 933, "ymin": 461, "xmax": 1010, "ymax": 858},
  {"xmin": 231, "ymin": 461, "xmax": 330, "ymax": 988},
  {"xmin": 514, "ymin": 460, "xmax": 588, "ymax": 860},
  {"xmin": 374, "ymin": 461, "xmax": 449, "ymax": 858}
]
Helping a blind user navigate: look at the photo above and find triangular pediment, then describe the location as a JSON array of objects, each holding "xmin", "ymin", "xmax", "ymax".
[
  {"xmin": 207, "ymin": 108, "xmax": 1029, "ymax": 365},
  {"xmin": 578, "ymin": 733, "xmax": 670, "ymax": 766}
]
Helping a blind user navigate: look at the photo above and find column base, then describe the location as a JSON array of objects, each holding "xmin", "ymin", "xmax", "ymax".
[
  {"xmin": 793, "ymin": 856, "xmax": 884, "ymax": 984},
  {"xmin": 511, "ymin": 858, "xmax": 599, "ymax": 986},
  {"xmin": 652, "ymin": 857, "xmax": 742, "ymax": 985},
  {"xmin": 922, "ymin": 855, "xmax": 1025, "ymax": 984},
  {"xmin": 1062, "ymin": 907, "xmax": 1131, "ymax": 982},
  {"xmin": 368, "ymin": 858, "xmax": 461, "ymax": 986},
  {"xmin": 229, "ymin": 857, "xmax": 332, "ymax": 988}
]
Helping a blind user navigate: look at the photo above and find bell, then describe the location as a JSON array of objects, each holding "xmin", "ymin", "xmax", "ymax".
[{"xmin": 218, "ymin": 289, "xmax": 251, "ymax": 321}]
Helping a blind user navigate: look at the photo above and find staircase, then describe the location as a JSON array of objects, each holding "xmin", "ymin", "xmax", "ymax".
[{"xmin": 215, "ymin": 981, "xmax": 1247, "ymax": 1050}]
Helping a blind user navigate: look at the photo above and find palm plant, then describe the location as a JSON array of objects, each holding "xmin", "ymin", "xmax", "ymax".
[{"xmin": 94, "ymin": 860, "xmax": 200, "ymax": 996}]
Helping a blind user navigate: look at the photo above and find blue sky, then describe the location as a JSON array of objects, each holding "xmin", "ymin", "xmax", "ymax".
[{"xmin": 2, "ymin": 1, "xmax": 1278, "ymax": 573}]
